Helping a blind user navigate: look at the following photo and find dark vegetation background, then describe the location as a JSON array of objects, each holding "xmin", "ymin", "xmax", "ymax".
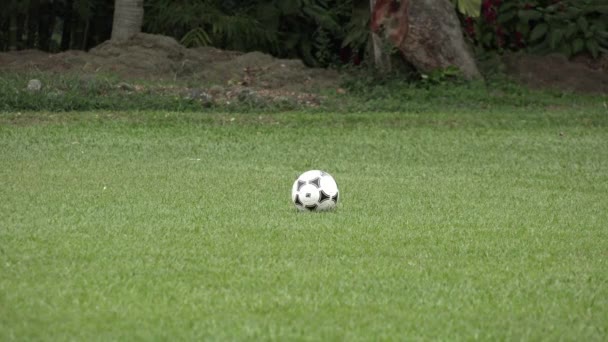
[
  {"xmin": 1, "ymin": 0, "xmax": 607, "ymax": 113},
  {"xmin": 1, "ymin": 0, "xmax": 607, "ymax": 67}
]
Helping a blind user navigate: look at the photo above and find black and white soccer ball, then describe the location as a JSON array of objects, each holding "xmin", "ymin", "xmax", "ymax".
[{"xmin": 291, "ymin": 170, "xmax": 339, "ymax": 211}]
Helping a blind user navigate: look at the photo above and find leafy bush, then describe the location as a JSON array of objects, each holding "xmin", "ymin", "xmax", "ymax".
[
  {"xmin": 144, "ymin": 0, "xmax": 364, "ymax": 67},
  {"xmin": 465, "ymin": 0, "xmax": 608, "ymax": 58}
]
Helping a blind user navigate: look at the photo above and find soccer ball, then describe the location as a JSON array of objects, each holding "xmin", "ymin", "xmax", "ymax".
[{"xmin": 291, "ymin": 170, "xmax": 339, "ymax": 211}]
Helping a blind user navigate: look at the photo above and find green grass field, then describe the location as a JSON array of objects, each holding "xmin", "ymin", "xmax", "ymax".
[{"xmin": 1, "ymin": 102, "xmax": 607, "ymax": 340}]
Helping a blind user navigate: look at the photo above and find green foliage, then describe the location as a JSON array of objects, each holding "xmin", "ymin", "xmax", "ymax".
[
  {"xmin": 180, "ymin": 27, "xmax": 212, "ymax": 48},
  {"xmin": 145, "ymin": 0, "xmax": 268, "ymax": 52},
  {"xmin": 0, "ymin": 0, "xmax": 114, "ymax": 51},
  {"xmin": 144, "ymin": 0, "xmax": 362, "ymax": 67},
  {"xmin": 419, "ymin": 66, "xmax": 465, "ymax": 87},
  {"xmin": 340, "ymin": 1, "xmax": 370, "ymax": 57},
  {"xmin": 1, "ymin": 0, "xmax": 369, "ymax": 66},
  {"xmin": 340, "ymin": 64, "xmax": 466, "ymax": 94},
  {"xmin": 452, "ymin": 0, "xmax": 482, "ymax": 17},
  {"xmin": 341, "ymin": 16, "xmax": 369, "ymax": 51},
  {"xmin": 73, "ymin": 0, "xmax": 96, "ymax": 21},
  {"xmin": 468, "ymin": 0, "xmax": 608, "ymax": 59},
  {"xmin": 313, "ymin": 28, "xmax": 334, "ymax": 65}
]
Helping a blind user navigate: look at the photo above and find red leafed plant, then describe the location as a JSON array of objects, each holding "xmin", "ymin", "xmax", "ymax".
[{"xmin": 464, "ymin": 0, "xmax": 608, "ymax": 58}]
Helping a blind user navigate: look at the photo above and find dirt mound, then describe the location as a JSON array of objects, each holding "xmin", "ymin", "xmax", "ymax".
[
  {"xmin": 88, "ymin": 33, "xmax": 187, "ymax": 76},
  {"xmin": 0, "ymin": 33, "xmax": 339, "ymax": 93},
  {"xmin": 2, "ymin": 33, "xmax": 607, "ymax": 96},
  {"xmin": 504, "ymin": 53, "xmax": 608, "ymax": 94}
]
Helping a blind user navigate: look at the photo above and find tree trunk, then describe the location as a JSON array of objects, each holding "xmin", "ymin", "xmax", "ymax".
[
  {"xmin": 27, "ymin": 0, "xmax": 40, "ymax": 49},
  {"xmin": 8, "ymin": 15, "xmax": 17, "ymax": 51},
  {"xmin": 15, "ymin": 13, "xmax": 26, "ymax": 50},
  {"xmin": 61, "ymin": 0, "xmax": 74, "ymax": 50},
  {"xmin": 369, "ymin": 0, "xmax": 391, "ymax": 71},
  {"xmin": 72, "ymin": 18, "xmax": 86, "ymax": 50},
  {"xmin": 371, "ymin": 0, "xmax": 480, "ymax": 79},
  {"xmin": 111, "ymin": 0, "xmax": 144, "ymax": 42},
  {"xmin": 38, "ymin": 0, "xmax": 55, "ymax": 51},
  {"xmin": 1, "ymin": 20, "xmax": 9, "ymax": 51}
]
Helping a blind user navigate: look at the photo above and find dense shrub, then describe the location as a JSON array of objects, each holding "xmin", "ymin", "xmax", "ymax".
[
  {"xmin": 144, "ymin": 0, "xmax": 369, "ymax": 67},
  {"xmin": 3, "ymin": 0, "xmax": 604, "ymax": 68},
  {"xmin": 464, "ymin": 0, "xmax": 608, "ymax": 58},
  {"xmin": 0, "ymin": 0, "xmax": 368, "ymax": 67}
]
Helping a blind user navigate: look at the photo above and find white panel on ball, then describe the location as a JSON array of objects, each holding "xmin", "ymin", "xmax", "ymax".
[{"xmin": 291, "ymin": 170, "xmax": 339, "ymax": 211}]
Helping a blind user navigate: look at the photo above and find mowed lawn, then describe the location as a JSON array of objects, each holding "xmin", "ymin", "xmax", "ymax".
[{"xmin": 1, "ymin": 108, "xmax": 607, "ymax": 340}]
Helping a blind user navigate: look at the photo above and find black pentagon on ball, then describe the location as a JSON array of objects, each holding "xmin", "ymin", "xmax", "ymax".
[
  {"xmin": 296, "ymin": 180, "xmax": 306, "ymax": 191},
  {"xmin": 319, "ymin": 190, "xmax": 330, "ymax": 202},
  {"xmin": 294, "ymin": 194, "xmax": 303, "ymax": 206},
  {"xmin": 308, "ymin": 177, "xmax": 321, "ymax": 188},
  {"xmin": 305, "ymin": 204, "xmax": 318, "ymax": 211}
]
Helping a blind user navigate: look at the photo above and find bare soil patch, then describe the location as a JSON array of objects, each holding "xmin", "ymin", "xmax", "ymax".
[
  {"xmin": 1, "ymin": 33, "xmax": 607, "ymax": 98},
  {"xmin": 0, "ymin": 33, "xmax": 339, "ymax": 106},
  {"xmin": 503, "ymin": 53, "xmax": 608, "ymax": 95}
]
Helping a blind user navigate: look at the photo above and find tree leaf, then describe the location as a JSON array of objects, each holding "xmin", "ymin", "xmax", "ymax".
[
  {"xmin": 586, "ymin": 5, "xmax": 608, "ymax": 14},
  {"xmin": 564, "ymin": 23, "xmax": 578, "ymax": 38},
  {"xmin": 299, "ymin": 37, "xmax": 317, "ymax": 66},
  {"xmin": 482, "ymin": 32, "xmax": 493, "ymax": 45},
  {"xmin": 180, "ymin": 27, "xmax": 211, "ymax": 48},
  {"xmin": 283, "ymin": 33, "xmax": 300, "ymax": 50},
  {"xmin": 518, "ymin": 10, "xmax": 543, "ymax": 21},
  {"xmin": 516, "ymin": 22, "xmax": 530, "ymax": 36},
  {"xmin": 585, "ymin": 38, "xmax": 600, "ymax": 58},
  {"xmin": 559, "ymin": 42, "xmax": 572, "ymax": 57},
  {"xmin": 302, "ymin": 5, "xmax": 340, "ymax": 33},
  {"xmin": 529, "ymin": 23, "xmax": 549, "ymax": 41},
  {"xmin": 277, "ymin": 0, "xmax": 302, "ymax": 16},
  {"xmin": 342, "ymin": 27, "xmax": 367, "ymax": 48},
  {"xmin": 577, "ymin": 16, "xmax": 589, "ymax": 32},
  {"xmin": 498, "ymin": 10, "xmax": 517, "ymax": 23},
  {"xmin": 456, "ymin": 0, "xmax": 482, "ymax": 17},
  {"xmin": 572, "ymin": 38, "xmax": 584, "ymax": 54},
  {"xmin": 499, "ymin": 2, "xmax": 519, "ymax": 12},
  {"xmin": 549, "ymin": 29, "xmax": 564, "ymax": 49},
  {"xmin": 591, "ymin": 19, "xmax": 606, "ymax": 32}
]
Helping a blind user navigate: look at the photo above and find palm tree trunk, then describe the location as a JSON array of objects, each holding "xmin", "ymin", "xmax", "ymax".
[{"xmin": 111, "ymin": 0, "xmax": 143, "ymax": 42}]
